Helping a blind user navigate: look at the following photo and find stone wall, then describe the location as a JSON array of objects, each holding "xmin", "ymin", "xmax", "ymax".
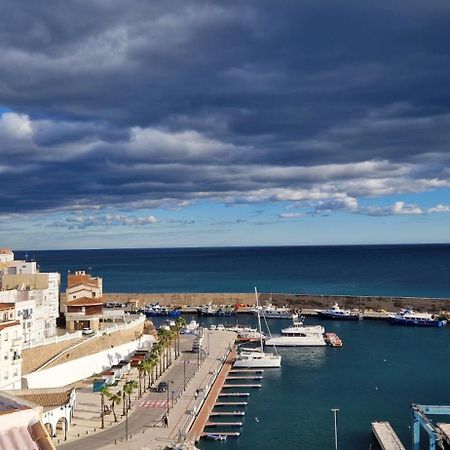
[{"xmin": 104, "ymin": 292, "xmax": 450, "ymax": 313}]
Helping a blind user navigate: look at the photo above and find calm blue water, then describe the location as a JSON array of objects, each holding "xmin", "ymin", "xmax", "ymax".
[
  {"xmin": 14, "ymin": 244, "xmax": 450, "ymax": 448},
  {"xmin": 15, "ymin": 244, "xmax": 450, "ymax": 297},
  {"xmin": 156, "ymin": 314, "xmax": 450, "ymax": 450}
]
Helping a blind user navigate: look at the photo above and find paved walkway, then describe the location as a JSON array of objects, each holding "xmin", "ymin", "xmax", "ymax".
[{"xmin": 57, "ymin": 330, "xmax": 235, "ymax": 450}]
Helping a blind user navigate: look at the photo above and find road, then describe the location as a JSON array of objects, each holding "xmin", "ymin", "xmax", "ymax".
[{"xmin": 58, "ymin": 335, "xmax": 202, "ymax": 450}]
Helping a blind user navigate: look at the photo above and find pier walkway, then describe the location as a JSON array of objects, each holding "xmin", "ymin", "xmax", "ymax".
[
  {"xmin": 188, "ymin": 347, "xmax": 236, "ymax": 442},
  {"xmin": 372, "ymin": 422, "xmax": 406, "ymax": 450}
]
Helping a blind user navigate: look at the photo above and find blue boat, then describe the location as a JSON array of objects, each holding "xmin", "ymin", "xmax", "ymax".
[
  {"xmin": 316, "ymin": 303, "xmax": 362, "ymax": 321},
  {"xmin": 388, "ymin": 308, "xmax": 447, "ymax": 327}
]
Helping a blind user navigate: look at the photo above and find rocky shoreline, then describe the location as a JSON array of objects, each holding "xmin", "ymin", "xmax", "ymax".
[{"xmin": 103, "ymin": 292, "xmax": 450, "ymax": 313}]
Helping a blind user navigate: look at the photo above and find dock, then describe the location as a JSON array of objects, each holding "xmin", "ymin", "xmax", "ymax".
[
  {"xmin": 223, "ymin": 383, "xmax": 261, "ymax": 388},
  {"xmin": 214, "ymin": 402, "xmax": 248, "ymax": 406},
  {"xmin": 372, "ymin": 422, "xmax": 406, "ymax": 450},
  {"xmin": 218, "ymin": 392, "xmax": 250, "ymax": 397},
  {"xmin": 209, "ymin": 411, "xmax": 245, "ymax": 416},
  {"xmin": 188, "ymin": 348, "xmax": 236, "ymax": 442},
  {"xmin": 201, "ymin": 432, "xmax": 241, "ymax": 438},
  {"xmin": 206, "ymin": 421, "xmax": 243, "ymax": 427},
  {"xmin": 227, "ymin": 376, "xmax": 263, "ymax": 380},
  {"xmin": 229, "ymin": 369, "xmax": 264, "ymax": 374}
]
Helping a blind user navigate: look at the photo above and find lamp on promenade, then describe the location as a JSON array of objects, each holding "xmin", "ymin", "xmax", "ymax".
[
  {"xmin": 331, "ymin": 408, "xmax": 339, "ymax": 450},
  {"xmin": 166, "ymin": 380, "xmax": 173, "ymax": 416}
]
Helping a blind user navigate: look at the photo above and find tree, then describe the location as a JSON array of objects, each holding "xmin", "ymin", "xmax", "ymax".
[
  {"xmin": 137, "ymin": 361, "xmax": 145, "ymax": 398},
  {"xmin": 108, "ymin": 391, "xmax": 122, "ymax": 422},
  {"xmin": 124, "ymin": 379, "xmax": 138, "ymax": 412},
  {"xmin": 99, "ymin": 386, "xmax": 110, "ymax": 429}
]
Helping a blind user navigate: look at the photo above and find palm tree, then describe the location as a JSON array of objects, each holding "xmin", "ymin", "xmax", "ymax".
[
  {"xmin": 108, "ymin": 391, "xmax": 122, "ymax": 422},
  {"xmin": 99, "ymin": 386, "xmax": 110, "ymax": 429},
  {"xmin": 137, "ymin": 361, "xmax": 144, "ymax": 398},
  {"xmin": 124, "ymin": 379, "xmax": 138, "ymax": 411},
  {"xmin": 174, "ymin": 317, "xmax": 186, "ymax": 357}
]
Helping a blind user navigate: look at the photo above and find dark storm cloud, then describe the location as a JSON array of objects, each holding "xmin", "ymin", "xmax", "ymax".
[{"xmin": 1, "ymin": 0, "xmax": 450, "ymax": 215}]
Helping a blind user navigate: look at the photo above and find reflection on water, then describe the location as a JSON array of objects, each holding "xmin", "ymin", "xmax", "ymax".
[{"xmin": 278, "ymin": 346, "xmax": 327, "ymax": 369}]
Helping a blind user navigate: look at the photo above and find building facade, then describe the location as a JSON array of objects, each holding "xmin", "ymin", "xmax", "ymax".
[
  {"xmin": 0, "ymin": 249, "xmax": 60, "ymax": 348},
  {"xmin": 0, "ymin": 304, "xmax": 23, "ymax": 390}
]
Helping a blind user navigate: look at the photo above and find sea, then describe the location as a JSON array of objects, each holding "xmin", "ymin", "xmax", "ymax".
[{"xmin": 15, "ymin": 244, "xmax": 450, "ymax": 449}]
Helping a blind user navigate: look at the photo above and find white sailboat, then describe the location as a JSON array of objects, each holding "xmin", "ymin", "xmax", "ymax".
[{"xmin": 233, "ymin": 287, "xmax": 281, "ymax": 368}]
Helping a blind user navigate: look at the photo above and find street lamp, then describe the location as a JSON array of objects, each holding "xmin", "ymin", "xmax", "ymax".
[
  {"xmin": 166, "ymin": 380, "xmax": 173, "ymax": 416},
  {"xmin": 331, "ymin": 408, "xmax": 339, "ymax": 450},
  {"xmin": 183, "ymin": 360, "xmax": 186, "ymax": 390}
]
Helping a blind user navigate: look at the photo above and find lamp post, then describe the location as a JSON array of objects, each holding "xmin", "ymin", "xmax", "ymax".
[
  {"xmin": 166, "ymin": 381, "xmax": 173, "ymax": 416},
  {"xmin": 331, "ymin": 408, "xmax": 339, "ymax": 450},
  {"xmin": 183, "ymin": 360, "xmax": 186, "ymax": 390}
]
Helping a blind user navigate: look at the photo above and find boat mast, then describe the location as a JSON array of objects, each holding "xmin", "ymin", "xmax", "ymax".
[{"xmin": 254, "ymin": 287, "xmax": 264, "ymax": 352}]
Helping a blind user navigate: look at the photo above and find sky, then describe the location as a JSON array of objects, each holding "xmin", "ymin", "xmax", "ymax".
[{"xmin": 1, "ymin": 0, "xmax": 450, "ymax": 249}]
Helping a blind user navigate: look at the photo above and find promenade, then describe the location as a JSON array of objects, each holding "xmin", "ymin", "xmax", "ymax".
[{"xmin": 58, "ymin": 330, "xmax": 235, "ymax": 450}]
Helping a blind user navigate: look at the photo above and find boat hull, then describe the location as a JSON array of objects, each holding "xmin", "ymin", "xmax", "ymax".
[
  {"xmin": 388, "ymin": 318, "xmax": 447, "ymax": 327},
  {"xmin": 265, "ymin": 337, "xmax": 326, "ymax": 347},
  {"xmin": 317, "ymin": 312, "xmax": 361, "ymax": 320},
  {"xmin": 233, "ymin": 355, "xmax": 281, "ymax": 368}
]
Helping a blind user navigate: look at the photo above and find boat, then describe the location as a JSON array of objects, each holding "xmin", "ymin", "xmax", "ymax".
[
  {"xmin": 265, "ymin": 320, "xmax": 326, "ymax": 347},
  {"xmin": 388, "ymin": 308, "xmax": 447, "ymax": 327},
  {"xmin": 234, "ymin": 288, "xmax": 281, "ymax": 368},
  {"xmin": 206, "ymin": 434, "xmax": 227, "ymax": 441},
  {"xmin": 142, "ymin": 303, "xmax": 181, "ymax": 318},
  {"xmin": 197, "ymin": 302, "xmax": 219, "ymax": 316},
  {"xmin": 324, "ymin": 332, "xmax": 343, "ymax": 347},
  {"xmin": 253, "ymin": 303, "xmax": 298, "ymax": 320},
  {"xmin": 316, "ymin": 303, "xmax": 362, "ymax": 320},
  {"xmin": 181, "ymin": 319, "xmax": 199, "ymax": 334}
]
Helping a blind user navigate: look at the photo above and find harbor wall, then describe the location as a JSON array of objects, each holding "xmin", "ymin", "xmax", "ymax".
[{"xmin": 103, "ymin": 292, "xmax": 450, "ymax": 313}]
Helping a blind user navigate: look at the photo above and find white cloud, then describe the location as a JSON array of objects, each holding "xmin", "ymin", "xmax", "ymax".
[
  {"xmin": 428, "ymin": 204, "xmax": 450, "ymax": 213},
  {"xmin": 279, "ymin": 212, "xmax": 303, "ymax": 219},
  {"xmin": 0, "ymin": 112, "xmax": 32, "ymax": 140}
]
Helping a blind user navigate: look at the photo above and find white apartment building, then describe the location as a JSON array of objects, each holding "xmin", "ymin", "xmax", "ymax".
[
  {"xmin": 0, "ymin": 304, "xmax": 22, "ymax": 390},
  {"xmin": 0, "ymin": 249, "xmax": 60, "ymax": 348}
]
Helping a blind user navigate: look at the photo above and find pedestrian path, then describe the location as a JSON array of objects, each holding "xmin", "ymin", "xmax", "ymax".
[{"xmin": 137, "ymin": 400, "xmax": 169, "ymax": 409}]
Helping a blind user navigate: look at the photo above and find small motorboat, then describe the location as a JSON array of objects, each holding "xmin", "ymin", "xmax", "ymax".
[{"xmin": 206, "ymin": 434, "xmax": 227, "ymax": 441}]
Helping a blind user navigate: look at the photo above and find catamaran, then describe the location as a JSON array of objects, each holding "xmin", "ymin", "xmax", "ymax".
[
  {"xmin": 234, "ymin": 288, "xmax": 281, "ymax": 368},
  {"xmin": 265, "ymin": 320, "xmax": 326, "ymax": 347}
]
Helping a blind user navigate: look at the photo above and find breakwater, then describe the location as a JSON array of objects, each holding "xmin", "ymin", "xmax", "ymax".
[{"xmin": 103, "ymin": 292, "xmax": 450, "ymax": 312}]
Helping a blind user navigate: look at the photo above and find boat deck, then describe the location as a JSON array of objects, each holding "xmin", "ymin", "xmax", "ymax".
[{"xmin": 372, "ymin": 422, "xmax": 405, "ymax": 450}]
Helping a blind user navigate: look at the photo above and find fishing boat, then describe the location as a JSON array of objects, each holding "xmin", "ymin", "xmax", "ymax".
[
  {"xmin": 234, "ymin": 288, "xmax": 281, "ymax": 368},
  {"xmin": 197, "ymin": 302, "xmax": 219, "ymax": 316},
  {"xmin": 253, "ymin": 303, "xmax": 298, "ymax": 320},
  {"xmin": 142, "ymin": 303, "xmax": 181, "ymax": 318},
  {"xmin": 388, "ymin": 308, "xmax": 447, "ymax": 327},
  {"xmin": 316, "ymin": 303, "xmax": 362, "ymax": 320},
  {"xmin": 265, "ymin": 320, "xmax": 326, "ymax": 347}
]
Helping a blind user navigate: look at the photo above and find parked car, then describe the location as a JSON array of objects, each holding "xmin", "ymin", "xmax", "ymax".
[
  {"xmin": 156, "ymin": 382, "xmax": 168, "ymax": 392},
  {"xmin": 82, "ymin": 327, "xmax": 94, "ymax": 336}
]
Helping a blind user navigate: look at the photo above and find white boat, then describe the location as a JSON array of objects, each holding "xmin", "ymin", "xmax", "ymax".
[
  {"xmin": 253, "ymin": 303, "xmax": 298, "ymax": 320},
  {"xmin": 317, "ymin": 303, "xmax": 362, "ymax": 320},
  {"xmin": 265, "ymin": 320, "xmax": 326, "ymax": 347},
  {"xmin": 181, "ymin": 319, "xmax": 199, "ymax": 334},
  {"xmin": 234, "ymin": 288, "xmax": 281, "ymax": 368},
  {"xmin": 197, "ymin": 302, "xmax": 219, "ymax": 316}
]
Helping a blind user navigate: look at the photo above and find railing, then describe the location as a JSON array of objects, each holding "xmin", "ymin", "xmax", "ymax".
[
  {"xmin": 94, "ymin": 314, "xmax": 146, "ymax": 337},
  {"xmin": 22, "ymin": 331, "xmax": 82, "ymax": 350}
]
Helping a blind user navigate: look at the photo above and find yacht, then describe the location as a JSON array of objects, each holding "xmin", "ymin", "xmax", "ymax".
[
  {"xmin": 317, "ymin": 303, "xmax": 362, "ymax": 320},
  {"xmin": 388, "ymin": 308, "xmax": 447, "ymax": 327},
  {"xmin": 234, "ymin": 288, "xmax": 282, "ymax": 368},
  {"xmin": 253, "ymin": 303, "xmax": 298, "ymax": 320},
  {"xmin": 265, "ymin": 320, "xmax": 326, "ymax": 347}
]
